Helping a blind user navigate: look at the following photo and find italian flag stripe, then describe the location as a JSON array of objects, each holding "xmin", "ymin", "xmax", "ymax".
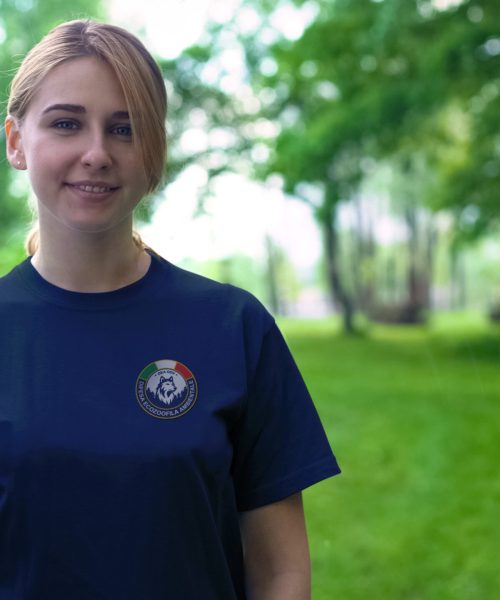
[
  {"xmin": 156, "ymin": 359, "xmax": 176, "ymax": 370},
  {"xmin": 139, "ymin": 360, "xmax": 193, "ymax": 381},
  {"xmin": 175, "ymin": 362, "xmax": 193, "ymax": 380},
  {"xmin": 141, "ymin": 363, "xmax": 158, "ymax": 380}
]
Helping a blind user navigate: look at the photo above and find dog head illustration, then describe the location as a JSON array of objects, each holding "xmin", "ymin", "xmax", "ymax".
[{"xmin": 154, "ymin": 375, "xmax": 178, "ymax": 405}]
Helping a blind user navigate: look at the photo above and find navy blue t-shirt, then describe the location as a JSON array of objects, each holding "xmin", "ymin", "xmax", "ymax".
[{"xmin": 0, "ymin": 252, "xmax": 340, "ymax": 599}]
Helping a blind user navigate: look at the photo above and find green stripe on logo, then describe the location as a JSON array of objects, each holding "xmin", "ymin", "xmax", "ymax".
[{"xmin": 140, "ymin": 362, "xmax": 158, "ymax": 380}]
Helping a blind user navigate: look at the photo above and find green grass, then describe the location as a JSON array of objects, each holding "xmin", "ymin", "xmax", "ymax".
[{"xmin": 279, "ymin": 313, "xmax": 500, "ymax": 600}]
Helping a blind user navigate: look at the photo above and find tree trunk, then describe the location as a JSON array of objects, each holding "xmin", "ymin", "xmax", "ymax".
[
  {"xmin": 423, "ymin": 216, "xmax": 437, "ymax": 309},
  {"xmin": 323, "ymin": 207, "xmax": 355, "ymax": 334},
  {"xmin": 404, "ymin": 203, "xmax": 420, "ymax": 309},
  {"xmin": 449, "ymin": 246, "xmax": 467, "ymax": 310},
  {"xmin": 352, "ymin": 194, "xmax": 375, "ymax": 312},
  {"xmin": 264, "ymin": 234, "xmax": 281, "ymax": 315}
]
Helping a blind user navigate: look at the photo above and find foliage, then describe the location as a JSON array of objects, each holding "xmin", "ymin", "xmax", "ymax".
[
  {"xmin": 259, "ymin": 0, "xmax": 500, "ymax": 236},
  {"xmin": 230, "ymin": 0, "xmax": 500, "ymax": 326},
  {"xmin": 157, "ymin": 37, "xmax": 259, "ymax": 212},
  {"xmin": 153, "ymin": 0, "xmax": 500, "ymax": 325}
]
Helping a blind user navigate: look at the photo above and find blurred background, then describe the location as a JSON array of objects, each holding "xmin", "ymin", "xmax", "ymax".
[{"xmin": 1, "ymin": 0, "xmax": 499, "ymax": 597}]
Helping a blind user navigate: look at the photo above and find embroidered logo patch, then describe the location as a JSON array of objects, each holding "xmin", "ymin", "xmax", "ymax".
[{"xmin": 136, "ymin": 360, "xmax": 198, "ymax": 419}]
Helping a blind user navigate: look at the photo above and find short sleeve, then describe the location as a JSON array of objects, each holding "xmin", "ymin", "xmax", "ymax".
[{"xmin": 231, "ymin": 321, "xmax": 341, "ymax": 512}]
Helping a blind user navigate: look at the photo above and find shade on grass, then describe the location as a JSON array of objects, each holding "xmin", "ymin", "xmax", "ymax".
[{"xmin": 280, "ymin": 313, "xmax": 500, "ymax": 600}]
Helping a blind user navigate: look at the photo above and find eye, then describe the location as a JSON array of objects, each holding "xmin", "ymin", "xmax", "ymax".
[
  {"xmin": 53, "ymin": 119, "xmax": 79, "ymax": 131},
  {"xmin": 111, "ymin": 124, "xmax": 133, "ymax": 137}
]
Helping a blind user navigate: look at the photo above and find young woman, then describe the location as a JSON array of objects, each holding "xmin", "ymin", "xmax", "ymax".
[{"xmin": 0, "ymin": 19, "xmax": 341, "ymax": 599}]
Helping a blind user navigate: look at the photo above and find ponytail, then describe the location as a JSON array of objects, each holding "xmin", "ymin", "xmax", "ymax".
[{"xmin": 25, "ymin": 224, "xmax": 40, "ymax": 257}]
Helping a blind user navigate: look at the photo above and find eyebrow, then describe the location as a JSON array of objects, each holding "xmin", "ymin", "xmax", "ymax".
[{"xmin": 42, "ymin": 104, "xmax": 130, "ymax": 119}]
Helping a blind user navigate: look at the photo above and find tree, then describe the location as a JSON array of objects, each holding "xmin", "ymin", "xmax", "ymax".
[{"xmin": 247, "ymin": 0, "xmax": 500, "ymax": 329}]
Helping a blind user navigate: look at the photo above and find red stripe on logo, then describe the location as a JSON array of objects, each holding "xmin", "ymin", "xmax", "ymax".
[{"xmin": 175, "ymin": 362, "xmax": 193, "ymax": 380}]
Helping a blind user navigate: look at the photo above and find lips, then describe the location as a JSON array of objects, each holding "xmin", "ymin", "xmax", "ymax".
[
  {"xmin": 66, "ymin": 181, "xmax": 119, "ymax": 194},
  {"xmin": 71, "ymin": 184, "xmax": 112, "ymax": 193}
]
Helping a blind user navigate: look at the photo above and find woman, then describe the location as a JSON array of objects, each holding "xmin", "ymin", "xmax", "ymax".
[{"xmin": 0, "ymin": 19, "xmax": 341, "ymax": 599}]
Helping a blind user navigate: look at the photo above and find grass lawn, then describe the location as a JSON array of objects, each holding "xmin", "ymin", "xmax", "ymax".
[{"xmin": 280, "ymin": 312, "xmax": 500, "ymax": 600}]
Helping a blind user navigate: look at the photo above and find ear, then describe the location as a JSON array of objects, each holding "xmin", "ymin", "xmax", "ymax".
[{"xmin": 5, "ymin": 116, "xmax": 26, "ymax": 170}]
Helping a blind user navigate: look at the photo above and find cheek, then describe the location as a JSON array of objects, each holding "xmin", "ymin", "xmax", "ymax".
[
  {"xmin": 127, "ymin": 164, "xmax": 149, "ymax": 195},
  {"xmin": 25, "ymin": 138, "xmax": 69, "ymax": 172},
  {"xmin": 121, "ymin": 146, "xmax": 148, "ymax": 183},
  {"xmin": 25, "ymin": 152, "xmax": 69, "ymax": 201},
  {"xmin": 26, "ymin": 158, "xmax": 63, "ymax": 192}
]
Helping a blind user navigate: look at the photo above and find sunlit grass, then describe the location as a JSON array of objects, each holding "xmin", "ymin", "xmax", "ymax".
[{"xmin": 280, "ymin": 313, "xmax": 500, "ymax": 599}]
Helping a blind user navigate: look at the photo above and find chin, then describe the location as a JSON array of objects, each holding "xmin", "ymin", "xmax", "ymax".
[{"xmin": 63, "ymin": 217, "xmax": 125, "ymax": 235}]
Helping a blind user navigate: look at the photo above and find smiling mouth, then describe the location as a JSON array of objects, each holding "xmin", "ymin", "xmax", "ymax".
[{"xmin": 67, "ymin": 183, "xmax": 119, "ymax": 194}]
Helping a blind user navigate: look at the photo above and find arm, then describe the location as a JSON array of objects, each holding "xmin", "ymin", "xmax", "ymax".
[{"xmin": 239, "ymin": 492, "xmax": 311, "ymax": 600}]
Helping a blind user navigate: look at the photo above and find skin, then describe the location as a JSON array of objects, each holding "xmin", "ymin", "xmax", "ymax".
[
  {"xmin": 240, "ymin": 493, "xmax": 311, "ymax": 599},
  {"xmin": 5, "ymin": 56, "xmax": 151, "ymax": 292},
  {"xmin": 5, "ymin": 55, "xmax": 312, "ymax": 597}
]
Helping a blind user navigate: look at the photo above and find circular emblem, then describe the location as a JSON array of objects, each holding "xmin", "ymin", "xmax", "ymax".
[{"xmin": 136, "ymin": 360, "xmax": 198, "ymax": 419}]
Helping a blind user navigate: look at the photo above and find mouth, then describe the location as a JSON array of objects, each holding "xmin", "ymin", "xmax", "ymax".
[{"xmin": 66, "ymin": 182, "xmax": 120, "ymax": 194}]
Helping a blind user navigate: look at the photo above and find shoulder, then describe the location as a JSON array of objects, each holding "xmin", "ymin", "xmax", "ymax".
[
  {"xmin": 156, "ymin": 256, "xmax": 275, "ymax": 332},
  {"xmin": 0, "ymin": 261, "xmax": 21, "ymax": 285},
  {"xmin": 0, "ymin": 260, "xmax": 38, "ymax": 328},
  {"xmin": 0, "ymin": 259, "xmax": 28, "ymax": 298}
]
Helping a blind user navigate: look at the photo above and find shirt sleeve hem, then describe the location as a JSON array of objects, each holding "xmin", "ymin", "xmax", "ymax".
[{"xmin": 236, "ymin": 455, "xmax": 341, "ymax": 512}]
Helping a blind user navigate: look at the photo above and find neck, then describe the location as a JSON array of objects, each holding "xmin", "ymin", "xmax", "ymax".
[{"xmin": 31, "ymin": 227, "xmax": 152, "ymax": 293}]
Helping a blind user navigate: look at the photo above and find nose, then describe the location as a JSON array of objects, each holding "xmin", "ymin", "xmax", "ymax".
[{"xmin": 80, "ymin": 131, "xmax": 112, "ymax": 170}]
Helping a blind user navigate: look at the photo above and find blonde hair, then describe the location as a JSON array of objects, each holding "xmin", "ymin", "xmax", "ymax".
[{"xmin": 7, "ymin": 19, "xmax": 167, "ymax": 256}]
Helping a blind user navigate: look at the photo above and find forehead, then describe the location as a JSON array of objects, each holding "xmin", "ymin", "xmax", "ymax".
[{"xmin": 30, "ymin": 56, "xmax": 127, "ymax": 115}]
